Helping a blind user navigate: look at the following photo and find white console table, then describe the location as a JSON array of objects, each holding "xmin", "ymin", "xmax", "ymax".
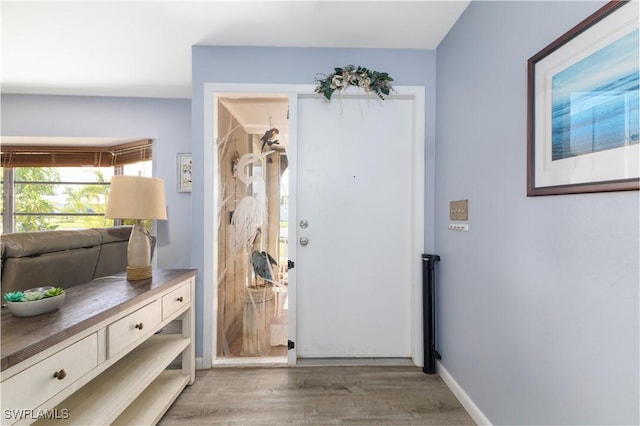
[{"xmin": 1, "ymin": 269, "xmax": 196, "ymax": 425}]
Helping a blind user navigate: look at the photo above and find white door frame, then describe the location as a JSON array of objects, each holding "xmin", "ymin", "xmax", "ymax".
[{"xmin": 202, "ymin": 83, "xmax": 425, "ymax": 367}]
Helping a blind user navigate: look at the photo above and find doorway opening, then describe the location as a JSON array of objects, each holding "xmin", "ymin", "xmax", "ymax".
[{"xmin": 214, "ymin": 93, "xmax": 289, "ymax": 364}]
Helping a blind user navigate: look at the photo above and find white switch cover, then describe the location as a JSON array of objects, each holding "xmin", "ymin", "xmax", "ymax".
[{"xmin": 448, "ymin": 223, "xmax": 469, "ymax": 232}]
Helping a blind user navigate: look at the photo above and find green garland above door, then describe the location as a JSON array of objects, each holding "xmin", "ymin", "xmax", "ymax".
[{"xmin": 314, "ymin": 65, "xmax": 395, "ymax": 100}]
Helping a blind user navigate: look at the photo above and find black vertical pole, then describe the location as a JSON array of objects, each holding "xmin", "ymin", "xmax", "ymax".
[{"xmin": 422, "ymin": 254, "xmax": 441, "ymax": 374}]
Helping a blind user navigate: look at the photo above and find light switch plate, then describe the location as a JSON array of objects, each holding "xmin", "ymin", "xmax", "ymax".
[{"xmin": 449, "ymin": 200, "xmax": 468, "ymax": 221}]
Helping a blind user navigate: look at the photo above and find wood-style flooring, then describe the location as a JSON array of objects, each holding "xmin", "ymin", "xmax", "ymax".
[{"xmin": 159, "ymin": 366, "xmax": 475, "ymax": 425}]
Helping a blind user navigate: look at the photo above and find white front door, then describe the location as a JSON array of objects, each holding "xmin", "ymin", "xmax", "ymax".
[{"xmin": 294, "ymin": 91, "xmax": 420, "ymax": 358}]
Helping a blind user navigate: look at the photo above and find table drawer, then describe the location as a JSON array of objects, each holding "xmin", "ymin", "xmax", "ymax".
[
  {"xmin": 162, "ymin": 279, "xmax": 191, "ymax": 320},
  {"xmin": 1, "ymin": 334, "xmax": 98, "ymax": 416},
  {"xmin": 107, "ymin": 300, "xmax": 161, "ymax": 358}
]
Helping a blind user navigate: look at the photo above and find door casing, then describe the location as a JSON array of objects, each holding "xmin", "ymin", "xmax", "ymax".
[{"xmin": 202, "ymin": 83, "xmax": 425, "ymax": 367}]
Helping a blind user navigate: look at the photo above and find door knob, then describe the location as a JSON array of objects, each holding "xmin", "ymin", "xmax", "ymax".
[{"xmin": 299, "ymin": 237, "xmax": 309, "ymax": 246}]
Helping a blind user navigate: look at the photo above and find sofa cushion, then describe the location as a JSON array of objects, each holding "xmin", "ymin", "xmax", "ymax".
[
  {"xmin": 0, "ymin": 227, "xmax": 145, "ymax": 294},
  {"xmin": 2, "ymin": 229, "xmax": 102, "ymax": 258},
  {"xmin": 2, "ymin": 246, "xmax": 101, "ymax": 294},
  {"xmin": 94, "ymin": 226, "xmax": 132, "ymax": 244}
]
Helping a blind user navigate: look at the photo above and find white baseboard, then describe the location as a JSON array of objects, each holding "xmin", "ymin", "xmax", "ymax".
[
  {"xmin": 195, "ymin": 357, "xmax": 204, "ymax": 370},
  {"xmin": 437, "ymin": 361, "xmax": 492, "ymax": 425}
]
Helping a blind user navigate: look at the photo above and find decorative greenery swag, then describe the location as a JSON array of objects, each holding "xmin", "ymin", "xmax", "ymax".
[{"xmin": 314, "ymin": 65, "xmax": 394, "ymax": 100}]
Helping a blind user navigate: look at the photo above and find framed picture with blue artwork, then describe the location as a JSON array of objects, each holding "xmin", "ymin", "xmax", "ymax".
[{"xmin": 527, "ymin": 0, "xmax": 639, "ymax": 196}]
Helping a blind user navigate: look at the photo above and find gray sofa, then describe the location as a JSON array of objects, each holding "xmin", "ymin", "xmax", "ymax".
[{"xmin": 1, "ymin": 226, "xmax": 133, "ymax": 294}]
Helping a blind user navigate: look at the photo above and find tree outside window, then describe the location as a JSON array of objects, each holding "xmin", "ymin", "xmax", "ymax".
[{"xmin": 3, "ymin": 162, "xmax": 150, "ymax": 233}]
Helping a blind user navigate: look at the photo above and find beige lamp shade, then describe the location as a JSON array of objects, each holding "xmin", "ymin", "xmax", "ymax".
[{"xmin": 106, "ymin": 175, "xmax": 167, "ymax": 220}]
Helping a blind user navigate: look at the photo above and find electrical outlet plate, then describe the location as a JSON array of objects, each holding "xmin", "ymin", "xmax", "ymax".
[
  {"xmin": 449, "ymin": 200, "xmax": 468, "ymax": 221},
  {"xmin": 448, "ymin": 224, "xmax": 469, "ymax": 232}
]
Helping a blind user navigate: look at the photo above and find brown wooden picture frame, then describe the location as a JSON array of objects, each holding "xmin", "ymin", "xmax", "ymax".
[{"xmin": 527, "ymin": 0, "xmax": 639, "ymax": 196}]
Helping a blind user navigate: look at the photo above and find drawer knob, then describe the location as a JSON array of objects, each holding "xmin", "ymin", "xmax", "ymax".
[
  {"xmin": 134, "ymin": 323, "xmax": 144, "ymax": 330},
  {"xmin": 53, "ymin": 369, "xmax": 67, "ymax": 380},
  {"xmin": 177, "ymin": 296, "xmax": 184, "ymax": 302}
]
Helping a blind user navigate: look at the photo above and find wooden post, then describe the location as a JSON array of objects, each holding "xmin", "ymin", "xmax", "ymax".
[{"xmin": 241, "ymin": 286, "xmax": 274, "ymax": 355}]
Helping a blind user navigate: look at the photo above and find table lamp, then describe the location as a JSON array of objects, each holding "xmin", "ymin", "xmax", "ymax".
[{"xmin": 106, "ymin": 175, "xmax": 167, "ymax": 280}]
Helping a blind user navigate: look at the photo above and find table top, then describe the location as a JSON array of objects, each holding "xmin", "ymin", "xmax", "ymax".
[{"xmin": 1, "ymin": 269, "xmax": 196, "ymax": 372}]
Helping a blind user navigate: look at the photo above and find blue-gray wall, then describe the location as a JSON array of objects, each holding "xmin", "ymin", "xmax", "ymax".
[
  {"xmin": 191, "ymin": 46, "xmax": 437, "ymax": 357},
  {"xmin": 2, "ymin": 3, "xmax": 638, "ymax": 422},
  {"xmin": 1, "ymin": 94, "xmax": 193, "ymax": 269},
  {"xmin": 436, "ymin": 1, "xmax": 639, "ymax": 424}
]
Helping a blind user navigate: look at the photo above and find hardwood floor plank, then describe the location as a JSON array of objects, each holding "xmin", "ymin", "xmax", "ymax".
[{"xmin": 159, "ymin": 366, "xmax": 475, "ymax": 425}]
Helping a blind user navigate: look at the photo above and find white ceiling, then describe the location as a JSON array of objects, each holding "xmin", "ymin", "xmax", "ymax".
[
  {"xmin": 1, "ymin": 0, "xmax": 470, "ymax": 99},
  {"xmin": 220, "ymin": 95, "xmax": 289, "ymax": 135}
]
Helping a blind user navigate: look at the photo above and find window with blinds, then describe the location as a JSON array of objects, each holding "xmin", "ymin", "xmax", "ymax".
[
  {"xmin": 0, "ymin": 139, "xmax": 153, "ymax": 233},
  {"xmin": 0, "ymin": 139, "xmax": 152, "ymax": 168}
]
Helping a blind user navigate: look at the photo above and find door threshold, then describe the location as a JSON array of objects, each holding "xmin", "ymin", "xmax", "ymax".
[
  {"xmin": 213, "ymin": 356, "xmax": 287, "ymax": 367},
  {"xmin": 296, "ymin": 357, "xmax": 415, "ymax": 367}
]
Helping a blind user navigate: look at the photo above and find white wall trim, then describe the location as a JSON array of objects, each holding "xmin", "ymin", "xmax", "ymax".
[
  {"xmin": 202, "ymin": 83, "xmax": 425, "ymax": 368},
  {"xmin": 409, "ymin": 86, "xmax": 426, "ymax": 368},
  {"xmin": 437, "ymin": 361, "xmax": 492, "ymax": 425}
]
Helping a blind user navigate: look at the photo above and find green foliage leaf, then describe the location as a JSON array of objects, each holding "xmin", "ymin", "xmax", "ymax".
[
  {"xmin": 43, "ymin": 287, "xmax": 65, "ymax": 298},
  {"xmin": 23, "ymin": 292, "xmax": 44, "ymax": 301},
  {"xmin": 3, "ymin": 292, "xmax": 25, "ymax": 302},
  {"xmin": 14, "ymin": 167, "xmax": 61, "ymax": 231}
]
